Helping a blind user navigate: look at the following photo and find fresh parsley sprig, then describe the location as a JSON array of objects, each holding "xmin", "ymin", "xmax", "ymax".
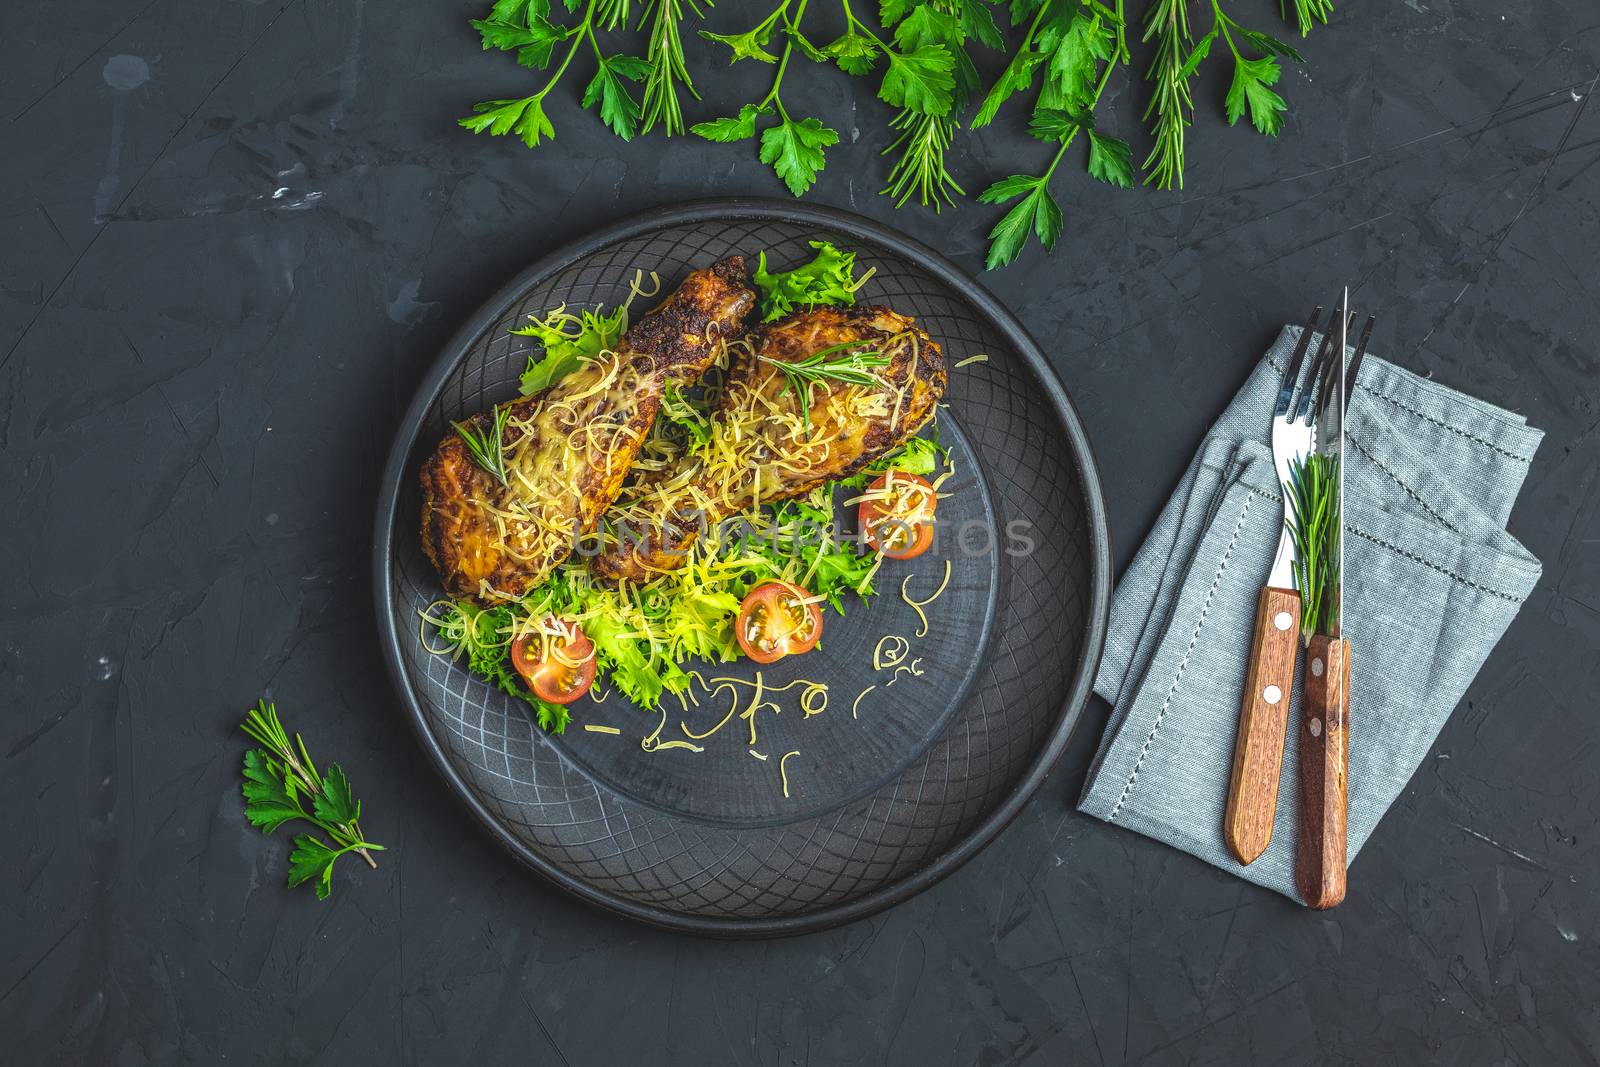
[
  {"xmin": 760, "ymin": 341, "xmax": 891, "ymax": 426},
  {"xmin": 240, "ymin": 700, "xmax": 384, "ymax": 900},
  {"xmin": 975, "ymin": 0, "xmax": 1132, "ymax": 269},
  {"xmin": 691, "ymin": 0, "xmax": 842, "ymax": 197},
  {"xmin": 453, "ymin": 406, "xmax": 512, "ymax": 486},
  {"xmin": 461, "ymin": 0, "xmax": 708, "ymax": 147}
]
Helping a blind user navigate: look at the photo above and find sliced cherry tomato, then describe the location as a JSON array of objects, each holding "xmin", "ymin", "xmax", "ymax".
[
  {"xmin": 736, "ymin": 582, "xmax": 823, "ymax": 664},
  {"xmin": 859, "ymin": 471, "xmax": 937, "ymax": 560},
  {"xmin": 511, "ymin": 619, "xmax": 596, "ymax": 705}
]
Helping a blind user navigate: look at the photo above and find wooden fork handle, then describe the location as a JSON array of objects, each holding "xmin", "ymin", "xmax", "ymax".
[
  {"xmin": 1296, "ymin": 635, "xmax": 1351, "ymax": 909},
  {"xmin": 1224, "ymin": 585, "xmax": 1301, "ymax": 864}
]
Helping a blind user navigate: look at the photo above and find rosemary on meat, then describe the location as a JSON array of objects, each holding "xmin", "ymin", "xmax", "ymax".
[
  {"xmin": 759, "ymin": 341, "xmax": 891, "ymax": 426},
  {"xmin": 453, "ymin": 406, "xmax": 512, "ymax": 486}
]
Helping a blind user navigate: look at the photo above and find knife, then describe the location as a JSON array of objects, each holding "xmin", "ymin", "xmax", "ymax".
[{"xmin": 1294, "ymin": 288, "xmax": 1369, "ymax": 909}]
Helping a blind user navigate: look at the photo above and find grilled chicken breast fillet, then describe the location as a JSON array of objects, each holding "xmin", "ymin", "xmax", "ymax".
[
  {"xmin": 592, "ymin": 304, "xmax": 947, "ymax": 581},
  {"xmin": 421, "ymin": 257, "xmax": 756, "ymax": 603}
]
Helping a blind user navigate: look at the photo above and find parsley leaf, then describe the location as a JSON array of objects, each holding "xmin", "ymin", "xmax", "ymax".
[
  {"xmin": 240, "ymin": 749, "xmax": 299, "ymax": 833},
  {"xmin": 978, "ymin": 175, "xmax": 1062, "ymax": 269},
  {"xmin": 1048, "ymin": 11, "xmax": 1115, "ymax": 109},
  {"xmin": 699, "ymin": 26, "xmax": 782, "ymax": 64},
  {"xmin": 311, "ymin": 764, "xmax": 359, "ymax": 827},
  {"xmin": 973, "ymin": 48, "xmax": 1045, "ymax": 128},
  {"xmin": 582, "ymin": 54, "xmax": 649, "ymax": 141},
  {"xmin": 287, "ymin": 835, "xmax": 341, "ymax": 900},
  {"xmin": 879, "ymin": 44, "xmax": 957, "ymax": 116},
  {"xmin": 1086, "ymin": 130, "xmax": 1133, "ymax": 186},
  {"xmin": 1028, "ymin": 106, "xmax": 1088, "ymax": 142},
  {"xmin": 691, "ymin": 103, "xmax": 766, "ymax": 142},
  {"xmin": 824, "ymin": 32, "xmax": 880, "ymax": 76},
  {"xmin": 460, "ymin": 95, "xmax": 556, "ymax": 148},
  {"xmin": 758, "ymin": 114, "xmax": 839, "ymax": 197},
  {"xmin": 1226, "ymin": 55, "xmax": 1287, "ymax": 135}
]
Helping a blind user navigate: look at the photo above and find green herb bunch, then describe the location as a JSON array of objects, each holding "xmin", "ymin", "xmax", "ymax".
[
  {"xmin": 239, "ymin": 700, "xmax": 384, "ymax": 900},
  {"xmin": 1285, "ymin": 452, "xmax": 1340, "ymax": 642},
  {"xmin": 467, "ymin": 0, "xmax": 1331, "ymax": 267},
  {"xmin": 461, "ymin": 0, "xmax": 1332, "ymax": 269}
]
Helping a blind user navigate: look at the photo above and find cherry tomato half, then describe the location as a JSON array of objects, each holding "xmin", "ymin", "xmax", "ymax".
[
  {"xmin": 736, "ymin": 582, "xmax": 823, "ymax": 664},
  {"xmin": 859, "ymin": 471, "xmax": 938, "ymax": 560},
  {"xmin": 511, "ymin": 618, "xmax": 596, "ymax": 705}
]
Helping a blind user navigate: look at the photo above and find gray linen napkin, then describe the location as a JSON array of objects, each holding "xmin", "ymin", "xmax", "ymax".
[{"xmin": 1078, "ymin": 325, "xmax": 1544, "ymax": 900}]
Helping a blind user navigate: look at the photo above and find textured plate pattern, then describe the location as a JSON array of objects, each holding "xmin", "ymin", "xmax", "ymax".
[{"xmin": 374, "ymin": 202, "xmax": 1109, "ymax": 936}]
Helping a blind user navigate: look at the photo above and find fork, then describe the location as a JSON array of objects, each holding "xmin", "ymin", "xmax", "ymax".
[{"xmin": 1223, "ymin": 307, "xmax": 1347, "ymax": 865}]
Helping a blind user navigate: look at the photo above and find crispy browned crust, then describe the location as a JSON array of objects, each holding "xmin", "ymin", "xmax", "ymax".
[
  {"xmin": 420, "ymin": 256, "xmax": 755, "ymax": 603},
  {"xmin": 591, "ymin": 303, "xmax": 947, "ymax": 581}
]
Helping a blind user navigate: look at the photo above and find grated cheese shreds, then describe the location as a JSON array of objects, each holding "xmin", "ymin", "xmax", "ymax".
[
  {"xmin": 873, "ymin": 634, "xmax": 910, "ymax": 671},
  {"xmin": 749, "ymin": 749, "xmax": 768, "ymax": 761},
  {"xmin": 851, "ymin": 684, "xmax": 876, "ymax": 720},
  {"xmin": 779, "ymin": 750, "xmax": 801, "ymax": 798},
  {"xmin": 900, "ymin": 560, "xmax": 952, "ymax": 639},
  {"xmin": 954, "ymin": 353, "xmax": 990, "ymax": 368},
  {"xmin": 583, "ymin": 724, "xmax": 621, "ymax": 735}
]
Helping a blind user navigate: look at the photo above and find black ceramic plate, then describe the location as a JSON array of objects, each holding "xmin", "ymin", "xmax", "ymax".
[{"xmin": 373, "ymin": 200, "xmax": 1110, "ymax": 937}]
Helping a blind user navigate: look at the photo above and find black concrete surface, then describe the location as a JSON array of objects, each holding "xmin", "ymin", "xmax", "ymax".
[{"xmin": 3, "ymin": 0, "xmax": 1598, "ymax": 1062}]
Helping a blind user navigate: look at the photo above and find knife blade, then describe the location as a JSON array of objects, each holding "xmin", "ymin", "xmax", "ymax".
[{"xmin": 1297, "ymin": 288, "xmax": 1354, "ymax": 909}]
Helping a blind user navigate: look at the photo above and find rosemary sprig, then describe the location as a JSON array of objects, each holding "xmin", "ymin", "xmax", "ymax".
[
  {"xmin": 1286, "ymin": 452, "xmax": 1340, "ymax": 642},
  {"xmin": 1281, "ymin": 0, "xmax": 1332, "ymax": 37},
  {"xmin": 240, "ymin": 700, "xmax": 384, "ymax": 899},
  {"xmin": 881, "ymin": 110, "xmax": 964, "ymax": 211},
  {"xmin": 453, "ymin": 406, "xmax": 512, "ymax": 486},
  {"xmin": 1140, "ymin": 0, "xmax": 1197, "ymax": 190},
  {"xmin": 760, "ymin": 341, "xmax": 890, "ymax": 425},
  {"xmin": 637, "ymin": 0, "xmax": 710, "ymax": 136}
]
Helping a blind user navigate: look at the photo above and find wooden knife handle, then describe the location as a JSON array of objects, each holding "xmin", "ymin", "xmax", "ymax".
[
  {"xmin": 1224, "ymin": 586, "xmax": 1301, "ymax": 864},
  {"xmin": 1296, "ymin": 635, "xmax": 1351, "ymax": 909}
]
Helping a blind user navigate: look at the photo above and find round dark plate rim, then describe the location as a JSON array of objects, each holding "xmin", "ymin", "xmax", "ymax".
[{"xmin": 372, "ymin": 198, "xmax": 1112, "ymax": 939}]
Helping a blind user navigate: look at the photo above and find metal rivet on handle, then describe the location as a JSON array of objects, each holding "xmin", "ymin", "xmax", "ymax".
[
  {"xmin": 1263, "ymin": 685, "xmax": 1282, "ymax": 705},
  {"xmin": 1309, "ymin": 718, "xmax": 1323, "ymax": 738},
  {"xmin": 1311, "ymin": 658, "xmax": 1325, "ymax": 677},
  {"xmin": 1273, "ymin": 611, "xmax": 1293, "ymax": 631}
]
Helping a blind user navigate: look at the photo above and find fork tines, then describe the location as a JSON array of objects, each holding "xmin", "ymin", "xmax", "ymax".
[
  {"xmin": 1275, "ymin": 306, "xmax": 1325, "ymax": 418},
  {"xmin": 1281, "ymin": 302, "xmax": 1378, "ymax": 425},
  {"xmin": 1313, "ymin": 309, "xmax": 1378, "ymax": 420}
]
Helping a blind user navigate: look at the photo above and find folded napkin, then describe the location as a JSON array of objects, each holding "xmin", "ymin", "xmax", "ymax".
[{"xmin": 1078, "ymin": 325, "xmax": 1544, "ymax": 901}]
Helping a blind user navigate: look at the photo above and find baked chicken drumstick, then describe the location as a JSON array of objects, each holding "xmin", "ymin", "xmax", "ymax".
[{"xmin": 421, "ymin": 257, "xmax": 756, "ymax": 603}]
